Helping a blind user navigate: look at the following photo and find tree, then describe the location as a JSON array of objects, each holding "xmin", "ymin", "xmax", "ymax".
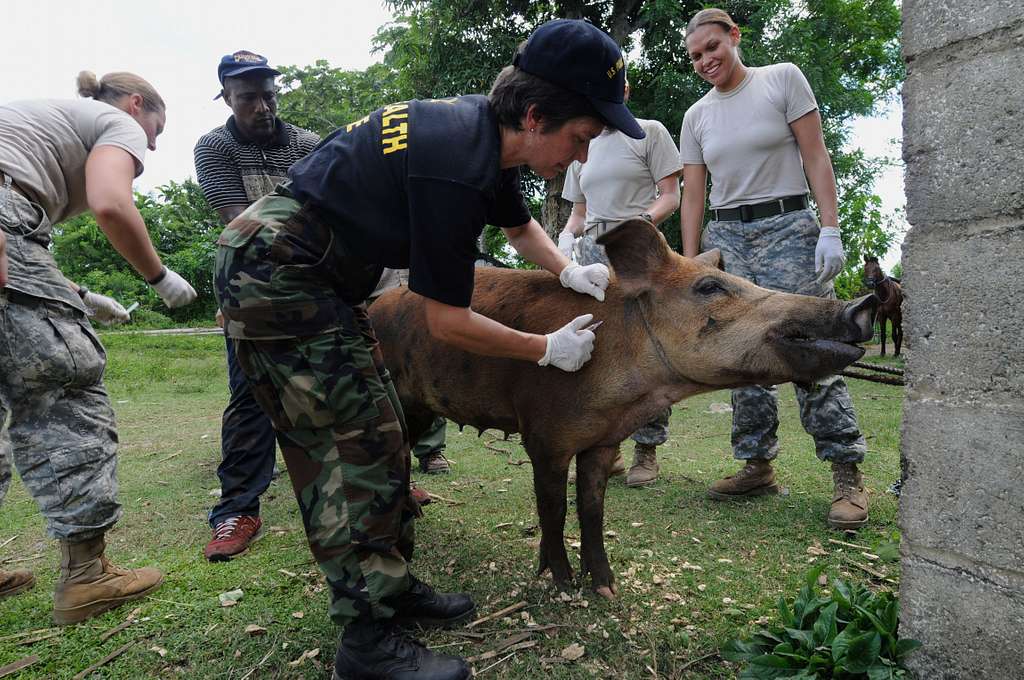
[
  {"xmin": 373, "ymin": 0, "xmax": 903, "ymax": 291},
  {"xmin": 51, "ymin": 179, "xmax": 222, "ymax": 325}
]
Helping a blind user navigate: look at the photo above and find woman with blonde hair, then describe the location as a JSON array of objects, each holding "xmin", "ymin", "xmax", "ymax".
[
  {"xmin": 0, "ymin": 70, "xmax": 196, "ymax": 624},
  {"xmin": 679, "ymin": 8, "xmax": 870, "ymax": 529}
]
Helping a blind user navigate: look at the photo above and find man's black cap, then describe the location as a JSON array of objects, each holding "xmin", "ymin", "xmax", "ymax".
[
  {"xmin": 214, "ymin": 50, "xmax": 281, "ymax": 100},
  {"xmin": 513, "ymin": 19, "xmax": 643, "ymax": 139}
]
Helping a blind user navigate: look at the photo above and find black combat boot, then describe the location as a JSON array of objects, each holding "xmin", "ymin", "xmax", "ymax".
[
  {"xmin": 333, "ymin": 620, "xmax": 470, "ymax": 680},
  {"xmin": 382, "ymin": 575, "xmax": 476, "ymax": 629}
]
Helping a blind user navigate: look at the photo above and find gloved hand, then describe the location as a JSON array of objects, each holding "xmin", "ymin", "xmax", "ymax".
[
  {"xmin": 559, "ymin": 262, "xmax": 609, "ymax": 302},
  {"xmin": 538, "ymin": 313, "xmax": 597, "ymax": 372},
  {"xmin": 148, "ymin": 266, "xmax": 198, "ymax": 308},
  {"xmin": 814, "ymin": 226, "xmax": 846, "ymax": 284},
  {"xmin": 82, "ymin": 291, "xmax": 130, "ymax": 325},
  {"xmin": 557, "ymin": 230, "xmax": 576, "ymax": 259}
]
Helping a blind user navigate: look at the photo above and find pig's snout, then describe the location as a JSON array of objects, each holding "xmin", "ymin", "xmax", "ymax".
[{"xmin": 843, "ymin": 295, "xmax": 878, "ymax": 342}]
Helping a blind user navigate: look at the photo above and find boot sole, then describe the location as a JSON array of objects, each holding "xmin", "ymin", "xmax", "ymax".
[
  {"xmin": 827, "ymin": 516, "xmax": 869, "ymax": 530},
  {"xmin": 0, "ymin": 576, "xmax": 36, "ymax": 599},
  {"xmin": 707, "ymin": 483, "xmax": 782, "ymax": 501},
  {"xmin": 53, "ymin": 575, "xmax": 164, "ymax": 625},
  {"xmin": 334, "ymin": 665, "xmax": 471, "ymax": 680},
  {"xmin": 625, "ymin": 477, "xmax": 658, "ymax": 488},
  {"xmin": 391, "ymin": 604, "xmax": 477, "ymax": 631}
]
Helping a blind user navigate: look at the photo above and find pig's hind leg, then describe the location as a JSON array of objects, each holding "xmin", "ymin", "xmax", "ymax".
[
  {"xmin": 528, "ymin": 445, "xmax": 575, "ymax": 589},
  {"xmin": 576, "ymin": 445, "xmax": 619, "ymax": 599}
]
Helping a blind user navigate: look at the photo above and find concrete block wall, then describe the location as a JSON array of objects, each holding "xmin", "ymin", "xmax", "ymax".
[{"xmin": 899, "ymin": 2, "xmax": 1024, "ymax": 678}]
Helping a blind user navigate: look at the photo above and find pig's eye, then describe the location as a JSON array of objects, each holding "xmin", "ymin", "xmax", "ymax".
[{"xmin": 693, "ymin": 278, "xmax": 727, "ymax": 297}]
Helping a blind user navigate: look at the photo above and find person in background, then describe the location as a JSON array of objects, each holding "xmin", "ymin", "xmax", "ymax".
[
  {"xmin": 558, "ymin": 79, "xmax": 682, "ymax": 488},
  {"xmin": 214, "ymin": 19, "xmax": 633, "ymax": 679},
  {"xmin": 194, "ymin": 50, "xmax": 321, "ymax": 562},
  {"xmin": 0, "ymin": 70, "xmax": 196, "ymax": 624},
  {"xmin": 679, "ymin": 7, "xmax": 869, "ymax": 529}
]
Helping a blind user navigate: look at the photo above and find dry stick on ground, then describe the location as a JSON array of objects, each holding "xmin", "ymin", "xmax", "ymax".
[
  {"xmin": 475, "ymin": 650, "xmax": 521, "ymax": 676},
  {"xmin": 15, "ymin": 631, "xmax": 61, "ymax": 646},
  {"xmin": 0, "ymin": 535, "xmax": 17, "ymax": 551},
  {"xmin": 0, "ymin": 656, "xmax": 39, "ymax": 678},
  {"xmin": 238, "ymin": 648, "xmax": 275, "ymax": 680},
  {"xmin": 465, "ymin": 632, "xmax": 535, "ymax": 662},
  {"xmin": 426, "ymin": 491, "xmax": 464, "ymax": 506},
  {"xmin": 848, "ymin": 560, "xmax": 897, "ymax": 585},
  {"xmin": 72, "ymin": 635, "xmax": 153, "ymax": 680},
  {"xmin": 466, "ymin": 601, "xmax": 528, "ymax": 629},
  {"xmin": 99, "ymin": 607, "xmax": 142, "ymax": 642},
  {"xmin": 674, "ymin": 651, "xmax": 720, "ymax": 674},
  {"xmin": 828, "ymin": 538, "xmax": 872, "ymax": 551},
  {"xmin": 0, "ymin": 628, "xmax": 58, "ymax": 643}
]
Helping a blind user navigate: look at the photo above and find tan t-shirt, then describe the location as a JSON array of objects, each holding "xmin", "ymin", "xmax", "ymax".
[
  {"xmin": 0, "ymin": 98, "xmax": 148, "ymax": 225},
  {"xmin": 679, "ymin": 63, "xmax": 817, "ymax": 210},
  {"xmin": 562, "ymin": 118, "xmax": 682, "ymax": 235}
]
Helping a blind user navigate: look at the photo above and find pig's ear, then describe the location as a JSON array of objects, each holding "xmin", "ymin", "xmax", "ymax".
[
  {"xmin": 597, "ymin": 218, "xmax": 673, "ymax": 296},
  {"xmin": 694, "ymin": 248, "xmax": 724, "ymax": 271}
]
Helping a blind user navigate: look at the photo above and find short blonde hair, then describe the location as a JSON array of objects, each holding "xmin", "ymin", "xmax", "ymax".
[
  {"xmin": 76, "ymin": 71, "xmax": 165, "ymax": 113},
  {"xmin": 686, "ymin": 8, "xmax": 738, "ymax": 38}
]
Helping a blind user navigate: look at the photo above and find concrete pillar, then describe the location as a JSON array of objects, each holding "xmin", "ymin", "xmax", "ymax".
[{"xmin": 899, "ymin": 2, "xmax": 1024, "ymax": 678}]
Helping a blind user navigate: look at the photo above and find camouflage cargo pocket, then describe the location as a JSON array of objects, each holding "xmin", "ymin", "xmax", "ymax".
[{"xmin": 236, "ymin": 331, "xmax": 386, "ymax": 432}]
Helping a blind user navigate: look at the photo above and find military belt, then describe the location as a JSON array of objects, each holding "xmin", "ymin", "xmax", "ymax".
[{"xmin": 713, "ymin": 194, "xmax": 808, "ymax": 223}]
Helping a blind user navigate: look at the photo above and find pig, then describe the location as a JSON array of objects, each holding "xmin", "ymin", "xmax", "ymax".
[{"xmin": 369, "ymin": 219, "xmax": 876, "ymax": 598}]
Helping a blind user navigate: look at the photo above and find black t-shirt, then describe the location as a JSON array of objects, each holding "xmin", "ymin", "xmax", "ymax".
[{"xmin": 287, "ymin": 95, "xmax": 531, "ymax": 308}]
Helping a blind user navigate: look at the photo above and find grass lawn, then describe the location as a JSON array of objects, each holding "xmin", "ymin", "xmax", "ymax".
[{"xmin": 0, "ymin": 333, "xmax": 904, "ymax": 679}]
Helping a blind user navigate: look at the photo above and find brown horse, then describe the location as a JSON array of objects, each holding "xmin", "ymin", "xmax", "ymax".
[{"xmin": 864, "ymin": 256, "xmax": 904, "ymax": 356}]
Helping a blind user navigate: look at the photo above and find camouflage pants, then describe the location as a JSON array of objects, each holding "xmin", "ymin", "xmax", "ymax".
[
  {"xmin": 0, "ymin": 290, "xmax": 121, "ymax": 541},
  {"xmin": 579, "ymin": 234, "xmax": 671, "ymax": 447},
  {"xmin": 234, "ymin": 304, "xmax": 417, "ymax": 627},
  {"xmin": 412, "ymin": 416, "xmax": 447, "ymax": 461},
  {"xmin": 702, "ymin": 209, "xmax": 866, "ymax": 463}
]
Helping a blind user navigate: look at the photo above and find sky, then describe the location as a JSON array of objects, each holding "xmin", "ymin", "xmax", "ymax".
[{"xmin": 1, "ymin": 0, "xmax": 905, "ymax": 269}]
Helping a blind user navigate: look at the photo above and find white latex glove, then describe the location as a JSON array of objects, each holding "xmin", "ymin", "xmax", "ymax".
[
  {"xmin": 559, "ymin": 262, "xmax": 609, "ymax": 302},
  {"xmin": 538, "ymin": 313, "xmax": 597, "ymax": 372},
  {"xmin": 557, "ymin": 230, "xmax": 576, "ymax": 259},
  {"xmin": 149, "ymin": 267, "xmax": 198, "ymax": 308},
  {"xmin": 814, "ymin": 227, "xmax": 846, "ymax": 284},
  {"xmin": 82, "ymin": 291, "xmax": 130, "ymax": 325}
]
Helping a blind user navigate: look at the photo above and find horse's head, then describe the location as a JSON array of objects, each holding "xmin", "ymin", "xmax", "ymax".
[{"xmin": 863, "ymin": 256, "xmax": 884, "ymax": 289}]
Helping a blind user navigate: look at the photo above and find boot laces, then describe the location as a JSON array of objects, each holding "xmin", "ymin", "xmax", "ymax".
[{"xmin": 213, "ymin": 517, "xmax": 241, "ymax": 540}]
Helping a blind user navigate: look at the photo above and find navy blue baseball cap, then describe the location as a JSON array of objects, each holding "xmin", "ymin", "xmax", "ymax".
[
  {"xmin": 513, "ymin": 19, "xmax": 644, "ymax": 139},
  {"xmin": 214, "ymin": 50, "xmax": 281, "ymax": 99}
]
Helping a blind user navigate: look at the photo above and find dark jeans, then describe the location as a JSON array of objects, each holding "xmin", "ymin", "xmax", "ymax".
[{"xmin": 208, "ymin": 333, "xmax": 278, "ymax": 527}]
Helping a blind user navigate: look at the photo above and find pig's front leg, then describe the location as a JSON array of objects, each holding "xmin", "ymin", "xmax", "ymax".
[
  {"xmin": 575, "ymin": 445, "xmax": 618, "ymax": 599},
  {"xmin": 529, "ymin": 448, "xmax": 574, "ymax": 589}
]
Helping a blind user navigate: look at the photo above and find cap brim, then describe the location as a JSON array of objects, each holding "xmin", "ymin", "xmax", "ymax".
[
  {"xmin": 591, "ymin": 99, "xmax": 644, "ymax": 139},
  {"xmin": 214, "ymin": 65, "xmax": 281, "ymax": 100}
]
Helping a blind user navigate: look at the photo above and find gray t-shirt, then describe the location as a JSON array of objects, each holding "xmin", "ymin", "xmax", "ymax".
[
  {"xmin": 679, "ymin": 63, "xmax": 817, "ymax": 210},
  {"xmin": 562, "ymin": 118, "xmax": 682, "ymax": 236},
  {"xmin": 0, "ymin": 98, "xmax": 148, "ymax": 226}
]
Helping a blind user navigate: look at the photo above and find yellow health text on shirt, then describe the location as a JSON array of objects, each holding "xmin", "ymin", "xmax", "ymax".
[{"xmin": 381, "ymin": 103, "xmax": 409, "ymax": 155}]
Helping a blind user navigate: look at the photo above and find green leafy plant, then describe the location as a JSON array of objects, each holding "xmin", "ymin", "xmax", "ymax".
[{"xmin": 722, "ymin": 567, "xmax": 921, "ymax": 679}]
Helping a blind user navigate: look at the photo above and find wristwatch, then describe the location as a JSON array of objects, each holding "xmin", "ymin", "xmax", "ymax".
[
  {"xmin": 76, "ymin": 286, "xmax": 89, "ymax": 301},
  {"xmin": 640, "ymin": 212, "xmax": 654, "ymax": 224}
]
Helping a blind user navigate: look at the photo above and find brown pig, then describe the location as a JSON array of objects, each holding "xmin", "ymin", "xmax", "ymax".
[{"xmin": 369, "ymin": 219, "xmax": 876, "ymax": 598}]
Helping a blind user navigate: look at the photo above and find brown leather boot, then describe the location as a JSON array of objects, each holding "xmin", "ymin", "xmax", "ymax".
[
  {"xmin": 707, "ymin": 460, "xmax": 780, "ymax": 500},
  {"xmin": 828, "ymin": 462, "xmax": 869, "ymax": 529},
  {"xmin": 53, "ymin": 536, "xmax": 164, "ymax": 625},
  {"xmin": 0, "ymin": 569, "xmax": 36, "ymax": 598},
  {"xmin": 626, "ymin": 444, "xmax": 660, "ymax": 487}
]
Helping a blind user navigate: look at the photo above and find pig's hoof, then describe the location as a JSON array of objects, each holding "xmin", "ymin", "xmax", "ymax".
[{"xmin": 594, "ymin": 584, "xmax": 617, "ymax": 599}]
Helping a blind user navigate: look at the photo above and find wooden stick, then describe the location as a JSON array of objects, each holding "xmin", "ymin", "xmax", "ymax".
[
  {"xmin": 238, "ymin": 648, "xmax": 275, "ymax": 680},
  {"xmin": 466, "ymin": 601, "xmax": 527, "ymax": 629},
  {"xmin": 72, "ymin": 636, "xmax": 150, "ymax": 680},
  {"xmin": 16, "ymin": 631, "xmax": 61, "ymax": 646},
  {"xmin": 828, "ymin": 537, "xmax": 872, "ymax": 551},
  {"xmin": 0, "ymin": 535, "xmax": 17, "ymax": 551},
  {"xmin": 0, "ymin": 628, "xmax": 58, "ymax": 643},
  {"xmin": 426, "ymin": 492, "xmax": 464, "ymax": 506},
  {"xmin": 676, "ymin": 651, "xmax": 719, "ymax": 672},
  {"xmin": 465, "ymin": 632, "xmax": 534, "ymax": 662},
  {"xmin": 0, "ymin": 656, "xmax": 39, "ymax": 678},
  {"xmin": 848, "ymin": 560, "xmax": 898, "ymax": 585},
  {"xmin": 475, "ymin": 646, "xmax": 533, "ymax": 675}
]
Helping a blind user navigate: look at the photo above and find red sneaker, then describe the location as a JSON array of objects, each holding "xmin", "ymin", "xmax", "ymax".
[
  {"xmin": 204, "ymin": 516, "xmax": 262, "ymax": 562},
  {"xmin": 410, "ymin": 483, "xmax": 432, "ymax": 507}
]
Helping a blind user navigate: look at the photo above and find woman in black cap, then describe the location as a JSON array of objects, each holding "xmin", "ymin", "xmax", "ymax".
[{"xmin": 214, "ymin": 18, "xmax": 641, "ymax": 680}]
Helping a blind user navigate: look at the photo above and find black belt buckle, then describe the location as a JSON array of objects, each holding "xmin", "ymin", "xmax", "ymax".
[{"xmin": 739, "ymin": 204, "xmax": 754, "ymax": 222}]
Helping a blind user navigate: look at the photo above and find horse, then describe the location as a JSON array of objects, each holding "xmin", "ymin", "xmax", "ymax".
[{"xmin": 863, "ymin": 256, "xmax": 904, "ymax": 356}]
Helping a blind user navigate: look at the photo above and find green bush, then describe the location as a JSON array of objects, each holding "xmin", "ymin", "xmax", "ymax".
[{"xmin": 722, "ymin": 567, "xmax": 921, "ymax": 679}]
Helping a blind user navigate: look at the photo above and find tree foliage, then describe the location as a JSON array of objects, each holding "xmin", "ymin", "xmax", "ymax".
[
  {"xmin": 51, "ymin": 179, "xmax": 221, "ymax": 325},
  {"xmin": 371, "ymin": 0, "xmax": 904, "ymax": 293}
]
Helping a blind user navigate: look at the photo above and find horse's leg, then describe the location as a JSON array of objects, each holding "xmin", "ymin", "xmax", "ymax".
[
  {"xmin": 879, "ymin": 313, "xmax": 887, "ymax": 356},
  {"xmin": 893, "ymin": 312, "xmax": 903, "ymax": 357},
  {"xmin": 575, "ymin": 445, "xmax": 619, "ymax": 599}
]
